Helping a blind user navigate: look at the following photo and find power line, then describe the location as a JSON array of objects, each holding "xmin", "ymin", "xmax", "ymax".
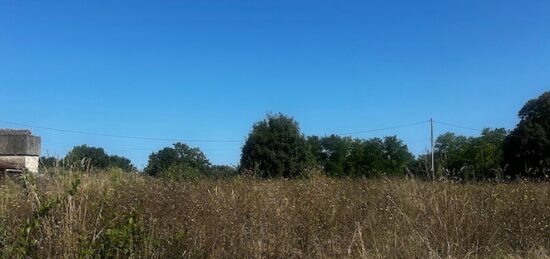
[
  {"xmin": 0, "ymin": 119, "xmax": 432, "ymax": 143},
  {"xmin": 1, "ymin": 118, "xmax": 434, "ymax": 146},
  {"xmin": 5, "ymin": 118, "xmax": 438, "ymax": 164},
  {"xmin": 433, "ymin": 120, "xmax": 540, "ymax": 141},
  {"xmin": 0, "ymin": 120, "xmax": 244, "ymax": 143},
  {"xmin": 433, "ymin": 120, "xmax": 483, "ymax": 132},
  {"xmin": 337, "ymin": 120, "xmax": 429, "ymax": 136},
  {"xmin": 43, "ymin": 144, "xmax": 240, "ymax": 152}
]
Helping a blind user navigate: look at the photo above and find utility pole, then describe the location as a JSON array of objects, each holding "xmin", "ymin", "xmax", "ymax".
[{"xmin": 430, "ymin": 118, "xmax": 435, "ymax": 180}]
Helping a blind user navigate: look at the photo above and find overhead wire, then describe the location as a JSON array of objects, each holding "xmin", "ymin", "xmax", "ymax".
[
  {"xmin": 433, "ymin": 120, "xmax": 483, "ymax": 132},
  {"xmin": 434, "ymin": 120, "xmax": 536, "ymax": 140},
  {"xmin": 1, "ymin": 119, "xmax": 431, "ymax": 142},
  {"xmin": 0, "ymin": 120, "xmax": 244, "ymax": 143},
  {"xmin": 3, "ymin": 118, "xmax": 433, "ymax": 157},
  {"xmin": 336, "ymin": 120, "xmax": 429, "ymax": 136}
]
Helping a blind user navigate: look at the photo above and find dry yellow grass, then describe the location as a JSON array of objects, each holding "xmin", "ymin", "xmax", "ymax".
[{"xmin": 1, "ymin": 170, "xmax": 549, "ymax": 258}]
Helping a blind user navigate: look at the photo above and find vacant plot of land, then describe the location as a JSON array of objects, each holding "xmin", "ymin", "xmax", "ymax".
[{"xmin": 1, "ymin": 171, "xmax": 549, "ymax": 258}]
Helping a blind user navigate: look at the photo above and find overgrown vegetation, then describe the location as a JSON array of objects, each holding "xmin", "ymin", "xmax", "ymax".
[{"xmin": 1, "ymin": 170, "xmax": 548, "ymax": 258}]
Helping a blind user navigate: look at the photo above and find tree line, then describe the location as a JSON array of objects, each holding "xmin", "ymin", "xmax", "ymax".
[{"xmin": 41, "ymin": 91, "xmax": 549, "ymax": 180}]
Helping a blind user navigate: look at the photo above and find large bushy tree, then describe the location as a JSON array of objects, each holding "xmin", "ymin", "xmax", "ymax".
[
  {"xmin": 435, "ymin": 128, "xmax": 506, "ymax": 179},
  {"xmin": 346, "ymin": 138, "xmax": 385, "ymax": 177},
  {"xmin": 240, "ymin": 113, "xmax": 309, "ymax": 178},
  {"xmin": 503, "ymin": 92, "xmax": 550, "ymax": 178},
  {"xmin": 348, "ymin": 136, "xmax": 413, "ymax": 177},
  {"xmin": 435, "ymin": 132, "xmax": 469, "ymax": 171},
  {"xmin": 307, "ymin": 135, "xmax": 354, "ymax": 177},
  {"xmin": 109, "ymin": 155, "xmax": 137, "ymax": 172},
  {"xmin": 474, "ymin": 128, "xmax": 507, "ymax": 175},
  {"xmin": 307, "ymin": 135, "xmax": 413, "ymax": 177},
  {"xmin": 306, "ymin": 135, "xmax": 324, "ymax": 169},
  {"xmin": 65, "ymin": 145, "xmax": 111, "ymax": 169},
  {"xmin": 381, "ymin": 136, "xmax": 416, "ymax": 175},
  {"xmin": 144, "ymin": 142, "xmax": 211, "ymax": 177},
  {"xmin": 64, "ymin": 145, "xmax": 136, "ymax": 172}
]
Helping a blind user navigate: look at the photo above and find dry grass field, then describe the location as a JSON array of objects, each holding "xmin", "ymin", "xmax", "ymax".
[{"xmin": 1, "ymin": 170, "xmax": 549, "ymax": 258}]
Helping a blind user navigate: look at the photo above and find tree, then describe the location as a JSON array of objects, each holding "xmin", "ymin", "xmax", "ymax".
[
  {"xmin": 109, "ymin": 155, "xmax": 137, "ymax": 172},
  {"xmin": 503, "ymin": 92, "xmax": 550, "ymax": 178},
  {"xmin": 346, "ymin": 136, "xmax": 413, "ymax": 177},
  {"xmin": 435, "ymin": 128, "xmax": 507, "ymax": 180},
  {"xmin": 39, "ymin": 156, "xmax": 60, "ymax": 168},
  {"xmin": 409, "ymin": 153, "xmax": 432, "ymax": 178},
  {"xmin": 144, "ymin": 142, "xmax": 211, "ymax": 177},
  {"xmin": 65, "ymin": 145, "xmax": 111, "ymax": 169},
  {"xmin": 381, "ymin": 136, "xmax": 415, "ymax": 176},
  {"xmin": 210, "ymin": 165, "xmax": 238, "ymax": 179},
  {"xmin": 472, "ymin": 128, "xmax": 507, "ymax": 177},
  {"xmin": 64, "ymin": 145, "xmax": 136, "ymax": 172},
  {"xmin": 306, "ymin": 135, "xmax": 324, "ymax": 169},
  {"xmin": 240, "ymin": 113, "xmax": 309, "ymax": 178},
  {"xmin": 317, "ymin": 135, "xmax": 353, "ymax": 177},
  {"xmin": 346, "ymin": 138, "xmax": 385, "ymax": 177},
  {"xmin": 307, "ymin": 135, "xmax": 413, "ymax": 177},
  {"xmin": 435, "ymin": 132, "xmax": 469, "ymax": 173}
]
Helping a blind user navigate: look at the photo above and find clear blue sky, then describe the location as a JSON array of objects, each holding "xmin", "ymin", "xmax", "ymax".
[{"xmin": 1, "ymin": 0, "xmax": 548, "ymax": 168}]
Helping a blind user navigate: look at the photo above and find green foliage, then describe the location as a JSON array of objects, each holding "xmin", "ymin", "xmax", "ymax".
[
  {"xmin": 65, "ymin": 145, "xmax": 111, "ymax": 169},
  {"xmin": 92, "ymin": 212, "xmax": 144, "ymax": 258},
  {"xmin": 323, "ymin": 135, "xmax": 354, "ymax": 177},
  {"xmin": 474, "ymin": 128, "xmax": 508, "ymax": 175},
  {"xmin": 409, "ymin": 153, "xmax": 432, "ymax": 178},
  {"xmin": 435, "ymin": 132, "xmax": 469, "ymax": 171},
  {"xmin": 435, "ymin": 128, "xmax": 507, "ymax": 180},
  {"xmin": 209, "ymin": 165, "xmax": 238, "ymax": 179},
  {"xmin": 306, "ymin": 135, "xmax": 324, "ymax": 169},
  {"xmin": 240, "ymin": 113, "xmax": 309, "ymax": 178},
  {"xmin": 14, "ymin": 173, "xmax": 81, "ymax": 257},
  {"xmin": 307, "ymin": 135, "xmax": 352, "ymax": 177},
  {"xmin": 345, "ymin": 138, "xmax": 385, "ymax": 177},
  {"xmin": 38, "ymin": 91, "xmax": 550, "ymax": 181},
  {"xmin": 503, "ymin": 91, "xmax": 550, "ymax": 178},
  {"xmin": 160, "ymin": 164, "xmax": 203, "ymax": 181},
  {"xmin": 144, "ymin": 142, "xmax": 211, "ymax": 177},
  {"xmin": 307, "ymin": 135, "xmax": 414, "ymax": 177},
  {"xmin": 39, "ymin": 156, "xmax": 59, "ymax": 169},
  {"xmin": 109, "ymin": 155, "xmax": 137, "ymax": 172},
  {"xmin": 64, "ymin": 145, "xmax": 136, "ymax": 172},
  {"xmin": 381, "ymin": 136, "xmax": 415, "ymax": 175}
]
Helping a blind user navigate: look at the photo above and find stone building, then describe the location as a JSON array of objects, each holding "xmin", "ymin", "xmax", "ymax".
[{"xmin": 0, "ymin": 129, "xmax": 41, "ymax": 173}]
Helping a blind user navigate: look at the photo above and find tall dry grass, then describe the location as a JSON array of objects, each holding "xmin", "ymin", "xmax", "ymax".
[{"xmin": 1, "ymin": 169, "xmax": 549, "ymax": 258}]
